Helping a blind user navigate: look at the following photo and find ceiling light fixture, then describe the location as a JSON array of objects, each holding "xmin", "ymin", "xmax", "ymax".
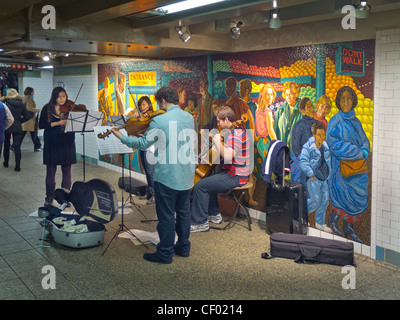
[
  {"xmin": 175, "ymin": 20, "xmax": 191, "ymax": 42},
  {"xmin": 230, "ymin": 21, "xmax": 243, "ymax": 39},
  {"xmin": 153, "ymin": 0, "xmax": 226, "ymax": 15},
  {"xmin": 268, "ymin": 10, "xmax": 281, "ymax": 30},
  {"xmin": 355, "ymin": 1, "xmax": 371, "ymax": 19}
]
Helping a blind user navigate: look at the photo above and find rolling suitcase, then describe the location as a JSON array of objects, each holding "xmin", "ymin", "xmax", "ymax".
[
  {"xmin": 264, "ymin": 145, "xmax": 308, "ymax": 235},
  {"xmin": 45, "ymin": 179, "xmax": 119, "ymax": 249},
  {"xmin": 268, "ymin": 233, "xmax": 355, "ymax": 266}
]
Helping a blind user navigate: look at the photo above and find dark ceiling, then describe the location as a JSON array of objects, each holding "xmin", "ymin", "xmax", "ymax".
[{"xmin": 0, "ymin": 0, "xmax": 399, "ymax": 69}]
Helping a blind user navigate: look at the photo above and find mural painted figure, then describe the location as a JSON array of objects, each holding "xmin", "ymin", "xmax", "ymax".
[{"xmin": 326, "ymin": 86, "xmax": 370, "ymax": 243}]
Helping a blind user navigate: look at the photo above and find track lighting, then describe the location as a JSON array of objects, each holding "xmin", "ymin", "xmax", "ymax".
[
  {"xmin": 37, "ymin": 52, "xmax": 56, "ymax": 61},
  {"xmin": 268, "ymin": 10, "xmax": 281, "ymax": 30},
  {"xmin": 175, "ymin": 21, "xmax": 191, "ymax": 42},
  {"xmin": 230, "ymin": 21, "xmax": 243, "ymax": 39},
  {"xmin": 355, "ymin": 1, "xmax": 370, "ymax": 19}
]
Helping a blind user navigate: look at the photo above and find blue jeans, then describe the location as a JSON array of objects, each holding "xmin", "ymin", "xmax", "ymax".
[
  {"xmin": 154, "ymin": 181, "xmax": 191, "ymax": 261},
  {"xmin": 190, "ymin": 171, "xmax": 241, "ymax": 225}
]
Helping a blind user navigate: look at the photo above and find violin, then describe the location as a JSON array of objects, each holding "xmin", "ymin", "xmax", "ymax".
[
  {"xmin": 97, "ymin": 110, "xmax": 165, "ymax": 139},
  {"xmin": 60, "ymin": 83, "xmax": 87, "ymax": 113},
  {"xmin": 60, "ymin": 99, "xmax": 87, "ymax": 113}
]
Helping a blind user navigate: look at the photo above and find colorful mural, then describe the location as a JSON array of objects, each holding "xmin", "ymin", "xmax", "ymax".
[{"xmin": 97, "ymin": 39, "xmax": 374, "ymax": 245}]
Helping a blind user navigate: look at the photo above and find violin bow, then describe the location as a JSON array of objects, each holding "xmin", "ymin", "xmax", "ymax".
[
  {"xmin": 129, "ymin": 92, "xmax": 142, "ymax": 118},
  {"xmin": 72, "ymin": 83, "xmax": 84, "ymax": 106}
]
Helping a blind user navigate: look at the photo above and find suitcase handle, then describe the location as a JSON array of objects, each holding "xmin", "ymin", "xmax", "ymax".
[{"xmin": 294, "ymin": 246, "xmax": 322, "ymax": 264}]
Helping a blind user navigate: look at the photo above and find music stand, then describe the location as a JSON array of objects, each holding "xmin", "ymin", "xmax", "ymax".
[
  {"xmin": 66, "ymin": 111, "xmax": 104, "ymax": 181},
  {"xmin": 93, "ymin": 126, "xmax": 148, "ymax": 255},
  {"xmin": 109, "ymin": 115, "xmax": 147, "ymax": 220}
]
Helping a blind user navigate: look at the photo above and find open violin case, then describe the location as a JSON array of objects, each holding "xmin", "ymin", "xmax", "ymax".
[{"xmin": 44, "ymin": 179, "xmax": 118, "ymax": 249}]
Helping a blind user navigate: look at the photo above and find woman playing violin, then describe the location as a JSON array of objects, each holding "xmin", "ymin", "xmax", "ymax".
[
  {"xmin": 39, "ymin": 87, "xmax": 77, "ymax": 206},
  {"xmin": 137, "ymin": 96, "xmax": 156, "ymax": 204},
  {"xmin": 190, "ymin": 106, "xmax": 251, "ymax": 233}
]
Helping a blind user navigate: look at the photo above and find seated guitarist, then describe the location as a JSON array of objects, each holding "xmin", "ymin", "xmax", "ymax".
[{"xmin": 190, "ymin": 106, "xmax": 250, "ymax": 232}]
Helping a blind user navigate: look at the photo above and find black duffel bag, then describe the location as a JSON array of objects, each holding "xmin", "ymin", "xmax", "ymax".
[{"xmin": 264, "ymin": 232, "xmax": 355, "ymax": 266}]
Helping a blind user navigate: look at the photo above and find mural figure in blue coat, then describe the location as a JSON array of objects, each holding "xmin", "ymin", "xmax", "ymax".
[{"xmin": 326, "ymin": 86, "xmax": 370, "ymax": 243}]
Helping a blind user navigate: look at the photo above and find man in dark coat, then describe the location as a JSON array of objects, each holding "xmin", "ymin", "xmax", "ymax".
[{"xmin": 291, "ymin": 97, "xmax": 318, "ymax": 185}]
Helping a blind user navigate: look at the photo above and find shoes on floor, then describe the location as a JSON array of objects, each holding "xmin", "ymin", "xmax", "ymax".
[
  {"xmin": 139, "ymin": 193, "xmax": 149, "ymax": 200},
  {"xmin": 146, "ymin": 196, "xmax": 155, "ymax": 205},
  {"xmin": 34, "ymin": 148, "xmax": 43, "ymax": 152},
  {"xmin": 14, "ymin": 167, "xmax": 21, "ymax": 172},
  {"xmin": 174, "ymin": 248, "xmax": 190, "ymax": 257},
  {"xmin": 3, "ymin": 162, "xmax": 8, "ymax": 168},
  {"xmin": 190, "ymin": 222, "xmax": 210, "ymax": 233},
  {"xmin": 208, "ymin": 213, "xmax": 223, "ymax": 224},
  {"xmin": 143, "ymin": 252, "xmax": 172, "ymax": 264}
]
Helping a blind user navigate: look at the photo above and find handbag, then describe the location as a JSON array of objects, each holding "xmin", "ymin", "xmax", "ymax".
[{"xmin": 339, "ymin": 159, "xmax": 367, "ymax": 177}]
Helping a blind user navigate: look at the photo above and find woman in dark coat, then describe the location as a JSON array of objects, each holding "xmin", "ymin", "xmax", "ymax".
[
  {"xmin": 39, "ymin": 87, "xmax": 76, "ymax": 205},
  {"xmin": 1, "ymin": 88, "xmax": 31, "ymax": 171}
]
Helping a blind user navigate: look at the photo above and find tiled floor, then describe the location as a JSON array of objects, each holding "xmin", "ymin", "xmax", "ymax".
[{"xmin": 1, "ymin": 139, "xmax": 400, "ymax": 302}]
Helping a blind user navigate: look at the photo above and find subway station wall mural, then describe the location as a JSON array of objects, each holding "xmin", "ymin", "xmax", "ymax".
[{"xmin": 98, "ymin": 39, "xmax": 374, "ymax": 245}]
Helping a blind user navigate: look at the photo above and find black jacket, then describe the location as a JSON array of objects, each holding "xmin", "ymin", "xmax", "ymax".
[{"xmin": 3, "ymin": 97, "xmax": 31, "ymax": 134}]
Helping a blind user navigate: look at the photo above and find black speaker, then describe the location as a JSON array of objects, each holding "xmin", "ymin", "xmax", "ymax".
[{"xmin": 118, "ymin": 177, "xmax": 148, "ymax": 196}]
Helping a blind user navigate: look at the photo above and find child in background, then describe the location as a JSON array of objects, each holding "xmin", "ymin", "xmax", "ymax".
[{"xmin": 300, "ymin": 121, "xmax": 332, "ymax": 233}]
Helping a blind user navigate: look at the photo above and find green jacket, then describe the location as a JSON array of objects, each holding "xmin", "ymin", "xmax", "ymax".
[{"xmin": 273, "ymin": 98, "xmax": 302, "ymax": 150}]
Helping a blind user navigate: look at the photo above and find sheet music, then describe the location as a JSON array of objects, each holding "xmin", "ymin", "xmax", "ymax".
[
  {"xmin": 110, "ymin": 115, "xmax": 134, "ymax": 127},
  {"xmin": 65, "ymin": 111, "xmax": 104, "ymax": 133},
  {"xmin": 93, "ymin": 126, "xmax": 134, "ymax": 155}
]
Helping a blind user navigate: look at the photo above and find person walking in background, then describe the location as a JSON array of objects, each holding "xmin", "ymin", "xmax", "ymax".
[
  {"xmin": 22, "ymin": 87, "xmax": 42, "ymax": 152},
  {"xmin": 39, "ymin": 87, "xmax": 77, "ymax": 206},
  {"xmin": 0, "ymin": 100, "xmax": 14, "ymax": 156},
  {"xmin": 1, "ymin": 88, "xmax": 32, "ymax": 171}
]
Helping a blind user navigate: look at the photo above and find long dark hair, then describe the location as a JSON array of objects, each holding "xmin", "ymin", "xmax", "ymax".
[
  {"xmin": 46, "ymin": 87, "xmax": 68, "ymax": 122},
  {"xmin": 138, "ymin": 96, "xmax": 153, "ymax": 113},
  {"xmin": 24, "ymin": 87, "xmax": 34, "ymax": 96}
]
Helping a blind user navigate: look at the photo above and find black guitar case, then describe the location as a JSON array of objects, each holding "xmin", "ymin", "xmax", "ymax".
[{"xmin": 45, "ymin": 179, "xmax": 118, "ymax": 249}]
